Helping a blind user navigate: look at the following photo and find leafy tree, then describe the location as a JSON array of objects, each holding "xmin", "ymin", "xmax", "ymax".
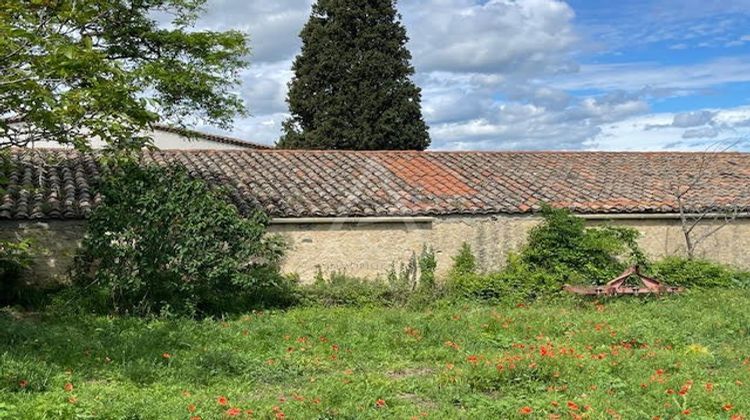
[
  {"xmin": 0, "ymin": 0, "xmax": 248, "ymax": 151},
  {"xmin": 71, "ymin": 164, "xmax": 291, "ymax": 317},
  {"xmin": 278, "ymin": 0, "xmax": 430, "ymax": 150}
]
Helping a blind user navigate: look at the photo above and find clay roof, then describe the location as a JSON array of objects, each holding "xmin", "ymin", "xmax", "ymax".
[
  {"xmin": 152, "ymin": 124, "xmax": 273, "ymax": 149},
  {"xmin": 2, "ymin": 149, "xmax": 750, "ymax": 220}
]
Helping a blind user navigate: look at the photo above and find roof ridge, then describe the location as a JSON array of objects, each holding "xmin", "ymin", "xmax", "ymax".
[{"xmin": 152, "ymin": 124, "xmax": 273, "ymax": 149}]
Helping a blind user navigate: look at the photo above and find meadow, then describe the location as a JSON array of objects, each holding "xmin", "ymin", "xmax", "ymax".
[{"xmin": 1, "ymin": 290, "xmax": 748, "ymax": 419}]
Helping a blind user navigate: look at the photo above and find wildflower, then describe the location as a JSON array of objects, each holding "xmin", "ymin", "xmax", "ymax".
[
  {"xmin": 162, "ymin": 352, "xmax": 171, "ymax": 359},
  {"xmin": 540, "ymin": 345, "xmax": 553, "ymax": 357},
  {"xmin": 519, "ymin": 406, "xmax": 533, "ymax": 415},
  {"xmin": 188, "ymin": 404, "xmax": 196, "ymax": 413},
  {"xmin": 467, "ymin": 355, "xmax": 479, "ymax": 365},
  {"xmin": 567, "ymin": 401, "xmax": 579, "ymax": 411},
  {"xmin": 682, "ymin": 409, "xmax": 691, "ymax": 415},
  {"xmin": 18, "ymin": 380, "xmax": 28, "ymax": 388},
  {"xmin": 190, "ymin": 417, "xmax": 202, "ymax": 420},
  {"xmin": 705, "ymin": 382, "xmax": 714, "ymax": 392},
  {"xmin": 730, "ymin": 415, "xmax": 745, "ymax": 420},
  {"xmin": 275, "ymin": 412, "xmax": 286, "ymax": 419},
  {"xmin": 550, "ymin": 401, "xmax": 559, "ymax": 407},
  {"xmin": 217, "ymin": 396, "xmax": 229, "ymax": 406},
  {"xmin": 723, "ymin": 404, "xmax": 734, "ymax": 411},
  {"xmin": 376, "ymin": 399, "xmax": 387, "ymax": 408},
  {"xmin": 64, "ymin": 382, "xmax": 74, "ymax": 392},
  {"xmin": 226, "ymin": 407, "xmax": 242, "ymax": 417},
  {"xmin": 68, "ymin": 396, "xmax": 78, "ymax": 404},
  {"xmin": 444, "ymin": 341, "xmax": 460, "ymax": 350}
]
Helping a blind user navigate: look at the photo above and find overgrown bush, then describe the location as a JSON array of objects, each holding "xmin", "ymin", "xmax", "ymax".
[
  {"xmin": 303, "ymin": 245, "xmax": 441, "ymax": 307},
  {"xmin": 301, "ymin": 271, "xmax": 394, "ymax": 306},
  {"xmin": 0, "ymin": 239, "xmax": 34, "ymax": 306},
  {"xmin": 651, "ymin": 256, "xmax": 750, "ymax": 289},
  {"xmin": 70, "ymin": 163, "xmax": 292, "ymax": 317},
  {"xmin": 448, "ymin": 206, "xmax": 646, "ymax": 301}
]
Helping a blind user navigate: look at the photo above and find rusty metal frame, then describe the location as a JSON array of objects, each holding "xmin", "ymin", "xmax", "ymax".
[{"xmin": 564, "ymin": 265, "xmax": 684, "ymax": 296}]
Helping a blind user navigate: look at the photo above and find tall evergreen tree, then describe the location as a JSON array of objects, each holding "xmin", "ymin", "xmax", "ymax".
[{"xmin": 278, "ymin": 0, "xmax": 430, "ymax": 150}]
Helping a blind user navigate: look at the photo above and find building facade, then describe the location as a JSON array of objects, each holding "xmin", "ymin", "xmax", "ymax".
[{"xmin": 2, "ymin": 149, "xmax": 749, "ymax": 286}]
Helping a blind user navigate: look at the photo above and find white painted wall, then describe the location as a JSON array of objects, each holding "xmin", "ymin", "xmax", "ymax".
[{"xmin": 26, "ymin": 128, "xmax": 256, "ymax": 150}]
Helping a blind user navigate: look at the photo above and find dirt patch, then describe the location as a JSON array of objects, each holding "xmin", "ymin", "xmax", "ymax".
[
  {"xmin": 385, "ymin": 367, "xmax": 434, "ymax": 379},
  {"xmin": 398, "ymin": 392, "xmax": 439, "ymax": 410}
]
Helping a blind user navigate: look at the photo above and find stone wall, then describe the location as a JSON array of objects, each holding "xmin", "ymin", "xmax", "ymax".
[
  {"xmin": 3, "ymin": 216, "xmax": 750, "ymax": 286},
  {"xmin": 272, "ymin": 216, "xmax": 750, "ymax": 283},
  {"xmin": 0, "ymin": 221, "xmax": 85, "ymax": 289}
]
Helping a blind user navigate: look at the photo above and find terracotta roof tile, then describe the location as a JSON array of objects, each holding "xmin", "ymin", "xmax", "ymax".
[{"xmin": 2, "ymin": 149, "xmax": 750, "ymax": 220}]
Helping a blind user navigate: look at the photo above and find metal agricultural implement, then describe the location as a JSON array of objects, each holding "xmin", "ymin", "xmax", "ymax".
[{"xmin": 564, "ymin": 265, "xmax": 684, "ymax": 296}]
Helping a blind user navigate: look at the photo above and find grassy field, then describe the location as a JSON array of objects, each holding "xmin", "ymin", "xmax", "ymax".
[{"xmin": 1, "ymin": 291, "xmax": 749, "ymax": 419}]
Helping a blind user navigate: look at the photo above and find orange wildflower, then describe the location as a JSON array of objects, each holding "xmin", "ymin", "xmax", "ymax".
[
  {"xmin": 162, "ymin": 352, "xmax": 171, "ymax": 359},
  {"xmin": 376, "ymin": 399, "xmax": 387, "ymax": 408},
  {"xmin": 187, "ymin": 404, "xmax": 196, "ymax": 413},
  {"xmin": 567, "ymin": 401, "xmax": 580, "ymax": 411},
  {"xmin": 723, "ymin": 404, "xmax": 734, "ymax": 411},
  {"xmin": 217, "ymin": 396, "xmax": 229, "ymax": 406},
  {"xmin": 225, "ymin": 407, "xmax": 242, "ymax": 417},
  {"xmin": 519, "ymin": 406, "xmax": 533, "ymax": 415},
  {"xmin": 64, "ymin": 382, "xmax": 74, "ymax": 392},
  {"xmin": 18, "ymin": 380, "xmax": 28, "ymax": 388}
]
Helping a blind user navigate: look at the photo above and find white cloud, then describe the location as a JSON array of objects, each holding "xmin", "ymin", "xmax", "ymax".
[
  {"xmin": 189, "ymin": 0, "xmax": 750, "ymax": 152},
  {"xmin": 593, "ymin": 106, "xmax": 750, "ymax": 151},
  {"xmin": 671, "ymin": 110, "xmax": 716, "ymax": 127},
  {"xmin": 402, "ymin": 0, "xmax": 578, "ymax": 76},
  {"xmin": 682, "ymin": 126, "xmax": 720, "ymax": 139},
  {"xmin": 554, "ymin": 56, "xmax": 750, "ymax": 92}
]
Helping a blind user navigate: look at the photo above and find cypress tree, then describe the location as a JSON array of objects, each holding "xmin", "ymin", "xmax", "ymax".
[{"xmin": 278, "ymin": 0, "xmax": 430, "ymax": 150}]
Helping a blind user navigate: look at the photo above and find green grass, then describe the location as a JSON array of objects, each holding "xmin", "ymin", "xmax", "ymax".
[{"xmin": 1, "ymin": 291, "xmax": 749, "ymax": 419}]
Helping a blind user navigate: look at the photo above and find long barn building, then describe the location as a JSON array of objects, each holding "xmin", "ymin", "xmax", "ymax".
[{"xmin": 2, "ymin": 148, "xmax": 750, "ymax": 286}]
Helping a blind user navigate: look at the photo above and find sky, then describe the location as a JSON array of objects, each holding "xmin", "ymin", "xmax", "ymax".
[{"xmin": 193, "ymin": 0, "xmax": 750, "ymax": 151}]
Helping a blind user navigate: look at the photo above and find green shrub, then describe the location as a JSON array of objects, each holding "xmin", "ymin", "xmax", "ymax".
[
  {"xmin": 520, "ymin": 205, "xmax": 644, "ymax": 284},
  {"xmin": 0, "ymin": 239, "xmax": 34, "ymax": 306},
  {"xmin": 448, "ymin": 206, "xmax": 646, "ymax": 301},
  {"xmin": 651, "ymin": 256, "xmax": 750, "ymax": 289},
  {"xmin": 450, "ymin": 243, "xmax": 476, "ymax": 277},
  {"xmin": 302, "ymin": 271, "xmax": 393, "ymax": 306},
  {"xmin": 418, "ymin": 245, "xmax": 437, "ymax": 290},
  {"xmin": 70, "ymin": 163, "xmax": 291, "ymax": 317}
]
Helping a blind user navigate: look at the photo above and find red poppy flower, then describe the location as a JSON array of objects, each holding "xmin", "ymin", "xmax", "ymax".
[
  {"xmin": 64, "ymin": 382, "xmax": 74, "ymax": 392},
  {"xmin": 567, "ymin": 401, "xmax": 579, "ymax": 411},
  {"xmin": 18, "ymin": 380, "xmax": 28, "ymax": 388},
  {"xmin": 723, "ymin": 404, "xmax": 734, "ymax": 411},
  {"xmin": 217, "ymin": 396, "xmax": 229, "ymax": 406},
  {"xmin": 519, "ymin": 406, "xmax": 533, "ymax": 415},
  {"xmin": 162, "ymin": 352, "xmax": 171, "ymax": 359},
  {"xmin": 376, "ymin": 399, "xmax": 387, "ymax": 408},
  {"xmin": 187, "ymin": 404, "xmax": 196, "ymax": 413},
  {"xmin": 682, "ymin": 409, "xmax": 691, "ymax": 415},
  {"xmin": 225, "ymin": 407, "xmax": 241, "ymax": 417}
]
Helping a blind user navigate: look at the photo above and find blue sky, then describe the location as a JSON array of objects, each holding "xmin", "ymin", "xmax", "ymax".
[{"xmin": 195, "ymin": 0, "xmax": 750, "ymax": 151}]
